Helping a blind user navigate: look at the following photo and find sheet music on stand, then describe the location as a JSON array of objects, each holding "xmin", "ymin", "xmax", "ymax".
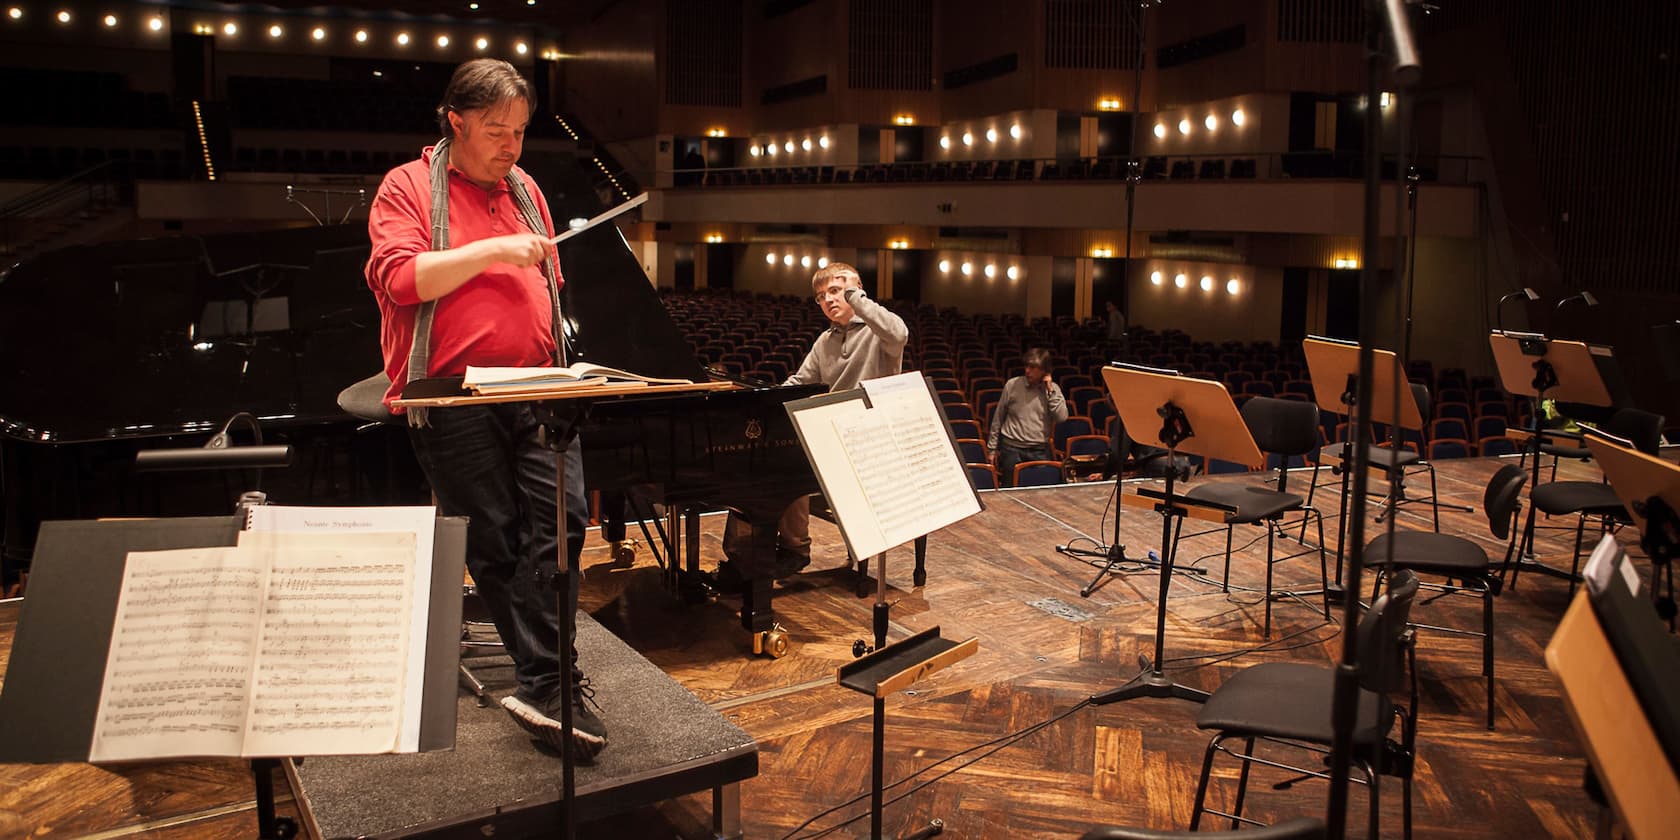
[{"xmin": 784, "ymin": 372, "xmax": 982, "ymax": 560}]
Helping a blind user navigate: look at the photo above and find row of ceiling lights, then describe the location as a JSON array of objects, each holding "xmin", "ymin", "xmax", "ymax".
[
  {"xmin": 764, "ymin": 252, "xmax": 832, "ymax": 270},
  {"xmin": 748, "ymin": 135, "xmax": 830, "ymax": 156},
  {"xmin": 1154, "ymin": 109, "xmax": 1246, "ymax": 138},
  {"xmin": 940, "ymin": 123, "xmax": 1025, "ymax": 149},
  {"xmin": 938, "ymin": 258, "xmax": 1022, "ymax": 281},
  {"xmin": 1150, "ymin": 270, "xmax": 1242, "ymax": 296},
  {"xmin": 5, "ymin": 5, "xmax": 557, "ymax": 58}
]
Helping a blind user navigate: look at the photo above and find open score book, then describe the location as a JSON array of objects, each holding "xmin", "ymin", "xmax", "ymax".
[
  {"xmin": 86, "ymin": 507, "xmax": 437, "ymax": 762},
  {"xmin": 464, "ymin": 363, "xmax": 691, "ymax": 394}
]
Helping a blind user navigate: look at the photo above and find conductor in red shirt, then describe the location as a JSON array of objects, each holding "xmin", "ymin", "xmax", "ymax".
[{"xmin": 364, "ymin": 59, "xmax": 606, "ymax": 759}]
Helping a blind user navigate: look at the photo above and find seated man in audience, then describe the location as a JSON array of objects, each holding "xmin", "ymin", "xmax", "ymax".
[
  {"xmin": 717, "ymin": 262, "xmax": 909, "ymax": 587},
  {"xmin": 988, "ymin": 348, "xmax": 1069, "ymax": 486}
]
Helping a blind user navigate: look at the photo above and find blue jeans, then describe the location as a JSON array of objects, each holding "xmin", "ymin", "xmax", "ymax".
[{"xmin": 408, "ymin": 403, "xmax": 588, "ymax": 701}]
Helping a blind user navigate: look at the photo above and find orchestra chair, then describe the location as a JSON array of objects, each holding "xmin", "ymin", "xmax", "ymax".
[
  {"xmin": 1013, "ymin": 460, "xmax": 1066, "ymax": 487},
  {"xmin": 966, "ymin": 463, "xmax": 998, "ymax": 490},
  {"xmin": 1518, "ymin": 409, "xmax": 1665, "ymax": 593},
  {"xmin": 337, "ymin": 371, "xmax": 503, "ymax": 704},
  {"xmin": 1182, "ymin": 396, "xmax": 1328, "ymax": 638},
  {"xmin": 1365, "ymin": 464, "xmax": 1527, "ymax": 729},
  {"xmin": 1190, "ymin": 572, "xmax": 1420, "ymax": 840},
  {"xmin": 1079, "ymin": 817, "xmax": 1325, "ymax": 840}
]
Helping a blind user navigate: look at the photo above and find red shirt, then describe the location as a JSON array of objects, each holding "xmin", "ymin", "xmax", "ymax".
[{"xmin": 365, "ymin": 145, "xmax": 562, "ymax": 410}]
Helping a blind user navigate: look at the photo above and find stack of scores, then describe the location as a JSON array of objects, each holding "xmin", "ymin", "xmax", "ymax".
[{"xmin": 463, "ymin": 364, "xmax": 692, "ymax": 395}]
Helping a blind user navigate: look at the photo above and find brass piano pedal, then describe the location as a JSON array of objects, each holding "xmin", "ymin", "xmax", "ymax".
[
  {"xmin": 611, "ymin": 538, "xmax": 638, "ymax": 565},
  {"xmin": 752, "ymin": 623, "xmax": 790, "ymax": 658}
]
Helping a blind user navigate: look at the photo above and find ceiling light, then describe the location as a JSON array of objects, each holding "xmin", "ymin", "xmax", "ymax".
[
  {"xmin": 1380, "ymin": 91, "xmax": 1392, "ymax": 108},
  {"xmin": 475, "ymin": 36, "xmax": 488, "ymax": 50},
  {"xmin": 765, "ymin": 252, "xmax": 777, "ymax": 265},
  {"xmin": 817, "ymin": 257, "xmax": 829, "ymax": 268},
  {"xmin": 55, "ymin": 10, "xmax": 70, "ymax": 23},
  {"xmin": 355, "ymin": 29, "xmax": 368, "ymax": 43},
  {"xmin": 1178, "ymin": 118, "xmax": 1190, "ymax": 135},
  {"xmin": 961, "ymin": 132, "xmax": 973, "ymax": 147},
  {"xmin": 436, "ymin": 34, "xmax": 449, "ymax": 48},
  {"xmin": 801, "ymin": 256, "xmax": 812, "ymax": 269},
  {"xmin": 396, "ymin": 32, "xmax": 409, "ymax": 45},
  {"xmin": 984, "ymin": 264, "xmax": 996, "ymax": 279},
  {"xmin": 961, "ymin": 262, "xmax": 973, "ymax": 277},
  {"xmin": 1153, "ymin": 123, "xmax": 1166, "ymax": 139},
  {"xmin": 985, "ymin": 128, "xmax": 998, "ymax": 143},
  {"xmin": 148, "ymin": 16, "xmax": 163, "ymax": 31},
  {"xmin": 1009, "ymin": 124, "xmax": 1022, "ymax": 140},
  {"xmin": 1151, "ymin": 270, "xmax": 1163, "ymax": 285},
  {"xmin": 1200, "ymin": 276, "xmax": 1213, "ymax": 292},
  {"xmin": 783, "ymin": 141, "xmax": 793, "ymax": 153},
  {"xmin": 514, "ymin": 41, "xmax": 527, "ymax": 55},
  {"xmin": 749, "ymin": 145, "xmax": 760, "ymax": 157},
  {"xmin": 1231, "ymin": 108, "xmax": 1245, "ymax": 127},
  {"xmin": 1226, "ymin": 279, "xmax": 1240, "ymax": 295},
  {"xmin": 1174, "ymin": 273, "xmax": 1187, "ymax": 288},
  {"xmin": 801, "ymin": 138, "xmax": 812, "ymax": 151},
  {"xmin": 705, "ymin": 233, "xmax": 723, "ymax": 243},
  {"xmin": 7, "ymin": 8, "xmax": 22, "ymax": 21},
  {"xmin": 938, "ymin": 260, "xmax": 950, "ymax": 273},
  {"xmin": 269, "ymin": 24, "xmax": 283, "ymax": 38},
  {"xmin": 469, "ymin": 1, "xmax": 479, "ymax": 7},
  {"xmin": 223, "ymin": 21, "xmax": 237, "ymax": 35},
  {"xmin": 312, "ymin": 27, "xmax": 326, "ymax": 41},
  {"xmin": 103, "ymin": 14, "xmax": 117, "ymax": 27},
  {"xmin": 527, "ymin": 0, "xmax": 536, "ymax": 5},
  {"xmin": 939, "ymin": 136, "xmax": 950, "ymax": 150},
  {"xmin": 766, "ymin": 143, "xmax": 776, "ymax": 156},
  {"xmin": 783, "ymin": 254, "xmax": 794, "ymax": 266},
  {"xmin": 1204, "ymin": 114, "xmax": 1217, "ymax": 131},
  {"xmin": 1006, "ymin": 266, "xmax": 1020, "ymax": 281},
  {"xmin": 818, "ymin": 135, "xmax": 829, "ymax": 149}
]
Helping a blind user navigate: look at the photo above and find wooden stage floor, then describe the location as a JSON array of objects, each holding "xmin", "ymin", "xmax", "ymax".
[{"xmin": 0, "ymin": 454, "xmax": 1632, "ymax": 837}]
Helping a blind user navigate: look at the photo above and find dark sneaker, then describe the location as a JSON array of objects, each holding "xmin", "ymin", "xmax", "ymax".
[{"xmin": 501, "ymin": 679, "xmax": 608, "ymax": 761}]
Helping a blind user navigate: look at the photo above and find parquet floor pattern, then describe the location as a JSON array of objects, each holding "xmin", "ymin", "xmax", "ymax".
[{"xmin": 0, "ymin": 455, "xmax": 1638, "ymax": 838}]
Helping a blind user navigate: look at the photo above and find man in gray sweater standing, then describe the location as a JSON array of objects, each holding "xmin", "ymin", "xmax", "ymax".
[
  {"xmin": 719, "ymin": 262, "xmax": 909, "ymax": 584},
  {"xmin": 988, "ymin": 347, "xmax": 1068, "ymax": 486}
]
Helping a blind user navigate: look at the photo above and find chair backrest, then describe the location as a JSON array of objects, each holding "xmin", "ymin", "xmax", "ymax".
[
  {"xmin": 957, "ymin": 438, "xmax": 988, "ymax": 463},
  {"xmin": 1607, "ymin": 408, "xmax": 1666, "ymax": 456},
  {"xmin": 1478, "ymin": 435, "xmax": 1517, "ymax": 457},
  {"xmin": 1241, "ymin": 396, "xmax": 1321, "ymax": 458},
  {"xmin": 1066, "ymin": 434, "xmax": 1110, "ymax": 458},
  {"xmin": 1482, "ymin": 463, "xmax": 1529, "ymax": 540},
  {"xmin": 966, "ymin": 463, "xmax": 998, "ymax": 490},
  {"xmin": 1354, "ymin": 569, "xmax": 1420, "ymax": 696},
  {"xmin": 1013, "ymin": 460, "xmax": 1065, "ymax": 486},
  {"xmin": 1409, "ymin": 382, "xmax": 1432, "ymax": 429}
]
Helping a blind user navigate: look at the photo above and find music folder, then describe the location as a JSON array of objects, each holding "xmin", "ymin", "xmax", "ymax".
[{"xmin": 0, "ymin": 514, "xmax": 466, "ymax": 763}]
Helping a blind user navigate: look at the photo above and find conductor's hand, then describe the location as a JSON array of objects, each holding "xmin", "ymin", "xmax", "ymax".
[{"xmin": 481, "ymin": 233, "xmax": 551, "ymax": 268}]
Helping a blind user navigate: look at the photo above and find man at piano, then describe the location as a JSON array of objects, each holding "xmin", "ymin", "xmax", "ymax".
[
  {"xmin": 718, "ymin": 262, "xmax": 910, "ymax": 586},
  {"xmin": 364, "ymin": 58, "xmax": 607, "ymax": 760}
]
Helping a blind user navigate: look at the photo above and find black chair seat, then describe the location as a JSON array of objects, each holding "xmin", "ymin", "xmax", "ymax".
[
  {"xmin": 1363, "ymin": 443, "xmax": 1420, "ymax": 468},
  {"xmin": 1196, "ymin": 662, "xmax": 1390, "ymax": 744},
  {"xmin": 1531, "ymin": 480, "xmax": 1623, "ymax": 516},
  {"xmin": 338, "ymin": 371, "xmax": 396, "ymax": 424},
  {"xmin": 1185, "ymin": 484, "xmax": 1303, "ymax": 523},
  {"xmin": 1364, "ymin": 531, "xmax": 1488, "ymax": 576}
]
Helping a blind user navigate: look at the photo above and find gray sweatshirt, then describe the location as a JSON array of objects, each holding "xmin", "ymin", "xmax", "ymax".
[
  {"xmin": 988, "ymin": 375, "xmax": 1069, "ymax": 451},
  {"xmin": 784, "ymin": 288, "xmax": 909, "ymax": 391}
]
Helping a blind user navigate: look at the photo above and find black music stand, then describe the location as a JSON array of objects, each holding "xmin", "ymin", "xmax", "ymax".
[
  {"xmin": 1488, "ymin": 331, "xmax": 1614, "ymax": 583},
  {"xmin": 1301, "ymin": 336, "xmax": 1468, "ymax": 569},
  {"xmin": 1090, "ymin": 364, "xmax": 1264, "ymax": 706},
  {"xmin": 1581, "ymin": 427, "xmax": 1680, "ymax": 626}
]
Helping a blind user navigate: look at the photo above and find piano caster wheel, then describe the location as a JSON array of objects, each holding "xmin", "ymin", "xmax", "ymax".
[
  {"xmin": 611, "ymin": 538, "xmax": 638, "ymax": 565},
  {"xmin": 752, "ymin": 624, "xmax": 790, "ymax": 658},
  {"xmin": 912, "ymin": 569, "xmax": 926, "ymax": 587}
]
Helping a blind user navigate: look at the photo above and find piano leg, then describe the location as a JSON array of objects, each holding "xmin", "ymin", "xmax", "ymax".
[{"xmin": 737, "ymin": 516, "xmax": 789, "ymax": 657}]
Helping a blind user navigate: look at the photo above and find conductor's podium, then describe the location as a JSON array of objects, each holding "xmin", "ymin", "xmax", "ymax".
[{"xmin": 290, "ymin": 611, "xmax": 756, "ymax": 838}]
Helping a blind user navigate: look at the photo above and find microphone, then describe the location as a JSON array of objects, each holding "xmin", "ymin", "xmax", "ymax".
[{"xmin": 1496, "ymin": 287, "xmax": 1539, "ymax": 332}]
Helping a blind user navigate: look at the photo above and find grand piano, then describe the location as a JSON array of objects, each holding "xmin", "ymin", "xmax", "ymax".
[{"xmin": 0, "ymin": 166, "xmax": 824, "ymax": 653}]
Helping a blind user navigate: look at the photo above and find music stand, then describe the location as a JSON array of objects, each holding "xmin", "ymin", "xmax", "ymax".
[
  {"xmin": 1581, "ymin": 427, "xmax": 1680, "ymax": 626},
  {"xmin": 1488, "ymin": 331, "xmax": 1614, "ymax": 582},
  {"xmin": 1090, "ymin": 364, "xmax": 1262, "ymax": 706},
  {"xmin": 1301, "ymin": 336, "xmax": 1467, "ymax": 568}
]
